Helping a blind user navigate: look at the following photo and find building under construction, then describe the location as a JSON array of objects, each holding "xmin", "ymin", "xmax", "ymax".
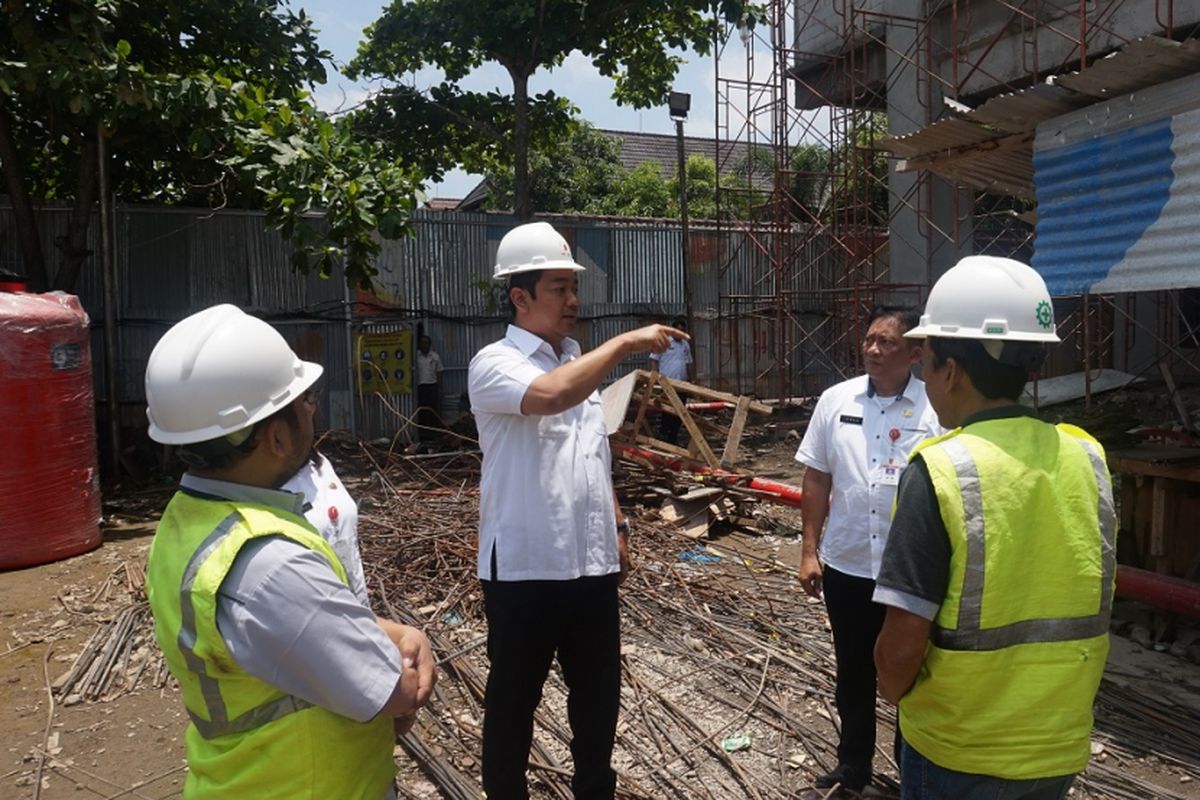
[{"xmin": 709, "ymin": 0, "xmax": 1200, "ymax": 399}]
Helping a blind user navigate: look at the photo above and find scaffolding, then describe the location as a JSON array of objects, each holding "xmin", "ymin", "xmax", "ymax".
[{"xmin": 711, "ymin": 0, "xmax": 1194, "ymax": 402}]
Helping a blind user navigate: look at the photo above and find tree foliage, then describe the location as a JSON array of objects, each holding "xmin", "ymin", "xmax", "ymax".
[
  {"xmin": 602, "ymin": 162, "xmax": 674, "ymax": 218},
  {"xmin": 350, "ymin": 0, "xmax": 758, "ymax": 221},
  {"xmin": 0, "ymin": 0, "xmax": 421, "ymax": 291},
  {"xmin": 483, "ymin": 122, "xmax": 623, "ymax": 215}
]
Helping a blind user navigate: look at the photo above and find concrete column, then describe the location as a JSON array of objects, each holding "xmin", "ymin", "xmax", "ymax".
[{"xmin": 884, "ymin": 0, "xmax": 973, "ymax": 289}]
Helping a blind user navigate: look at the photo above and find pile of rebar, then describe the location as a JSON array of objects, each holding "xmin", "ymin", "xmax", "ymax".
[
  {"xmin": 346, "ymin": 443, "xmax": 1200, "ymax": 800},
  {"xmin": 51, "ymin": 433, "xmax": 1200, "ymax": 799}
]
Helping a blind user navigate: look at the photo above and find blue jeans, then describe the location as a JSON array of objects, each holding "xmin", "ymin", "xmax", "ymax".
[{"xmin": 900, "ymin": 738, "xmax": 1075, "ymax": 800}]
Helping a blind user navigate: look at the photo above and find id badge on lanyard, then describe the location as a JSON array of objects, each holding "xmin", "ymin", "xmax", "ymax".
[{"xmin": 878, "ymin": 426, "xmax": 903, "ymax": 486}]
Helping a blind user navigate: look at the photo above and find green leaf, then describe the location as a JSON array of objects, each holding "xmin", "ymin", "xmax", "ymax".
[{"xmin": 115, "ymin": 39, "xmax": 131, "ymax": 58}]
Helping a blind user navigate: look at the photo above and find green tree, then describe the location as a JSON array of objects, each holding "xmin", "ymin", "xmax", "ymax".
[
  {"xmin": 788, "ymin": 143, "xmax": 832, "ymax": 221},
  {"xmin": 349, "ymin": 0, "xmax": 758, "ymax": 222},
  {"xmin": 602, "ymin": 161, "xmax": 673, "ymax": 218},
  {"xmin": 483, "ymin": 122, "xmax": 623, "ymax": 215},
  {"xmin": 669, "ymin": 153, "xmax": 719, "ymax": 220},
  {"xmin": 831, "ymin": 111, "xmax": 888, "ymax": 227},
  {"xmin": 0, "ymin": 0, "xmax": 421, "ymax": 291}
]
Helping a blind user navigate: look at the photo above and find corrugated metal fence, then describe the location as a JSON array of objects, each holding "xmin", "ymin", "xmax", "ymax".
[{"xmin": 0, "ymin": 205, "xmax": 845, "ymax": 441}]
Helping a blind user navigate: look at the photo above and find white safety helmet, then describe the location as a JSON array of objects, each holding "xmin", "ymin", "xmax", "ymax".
[
  {"xmin": 493, "ymin": 221, "xmax": 585, "ymax": 281},
  {"xmin": 906, "ymin": 256, "xmax": 1060, "ymax": 353},
  {"xmin": 145, "ymin": 304, "xmax": 323, "ymax": 445}
]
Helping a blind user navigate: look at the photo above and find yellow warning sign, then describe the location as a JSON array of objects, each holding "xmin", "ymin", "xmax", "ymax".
[{"xmin": 356, "ymin": 330, "xmax": 413, "ymax": 396}]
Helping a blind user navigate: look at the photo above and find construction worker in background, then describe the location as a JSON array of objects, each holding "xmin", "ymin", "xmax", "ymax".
[
  {"xmin": 414, "ymin": 334, "xmax": 444, "ymax": 444},
  {"xmin": 874, "ymin": 257, "xmax": 1116, "ymax": 799},
  {"xmin": 468, "ymin": 222, "xmax": 685, "ymax": 799},
  {"xmin": 793, "ymin": 305, "xmax": 942, "ymax": 793},
  {"xmin": 649, "ymin": 315, "xmax": 694, "ymax": 444},
  {"xmin": 143, "ymin": 304, "xmax": 436, "ymax": 799}
]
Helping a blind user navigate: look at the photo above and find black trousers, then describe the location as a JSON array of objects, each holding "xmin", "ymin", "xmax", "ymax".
[
  {"xmin": 823, "ymin": 565, "xmax": 888, "ymax": 773},
  {"xmin": 481, "ymin": 575, "xmax": 621, "ymax": 800},
  {"xmin": 415, "ymin": 383, "xmax": 440, "ymax": 439}
]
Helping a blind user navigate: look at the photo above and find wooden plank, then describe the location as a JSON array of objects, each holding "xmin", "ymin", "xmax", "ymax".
[
  {"xmin": 657, "ymin": 375, "xmax": 720, "ymax": 469},
  {"xmin": 659, "ymin": 496, "xmax": 711, "ymax": 539},
  {"xmin": 600, "ymin": 371, "xmax": 639, "ymax": 435},
  {"xmin": 721, "ymin": 396, "xmax": 753, "ymax": 466},
  {"xmin": 1110, "ymin": 455, "xmax": 1200, "ymax": 484},
  {"xmin": 631, "ymin": 374, "xmax": 656, "ymax": 440},
  {"xmin": 636, "ymin": 370, "xmax": 772, "ymax": 415},
  {"xmin": 1150, "ymin": 478, "xmax": 1168, "ymax": 558},
  {"xmin": 632, "ymin": 434, "xmax": 694, "ymax": 458},
  {"xmin": 1160, "ymin": 361, "xmax": 1197, "ymax": 433}
]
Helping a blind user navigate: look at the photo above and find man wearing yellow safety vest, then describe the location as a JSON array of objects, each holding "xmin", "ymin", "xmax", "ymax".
[
  {"xmin": 143, "ymin": 304, "xmax": 437, "ymax": 799},
  {"xmin": 873, "ymin": 256, "xmax": 1116, "ymax": 800}
]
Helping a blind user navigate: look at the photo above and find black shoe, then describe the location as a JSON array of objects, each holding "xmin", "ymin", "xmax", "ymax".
[{"xmin": 814, "ymin": 764, "xmax": 869, "ymax": 792}]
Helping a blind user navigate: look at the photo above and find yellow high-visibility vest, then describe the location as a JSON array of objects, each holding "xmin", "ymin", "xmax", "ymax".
[
  {"xmin": 147, "ymin": 491, "xmax": 395, "ymax": 799},
  {"xmin": 899, "ymin": 416, "xmax": 1116, "ymax": 779}
]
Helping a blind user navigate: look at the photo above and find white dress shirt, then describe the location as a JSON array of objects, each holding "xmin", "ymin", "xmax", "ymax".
[
  {"xmin": 794, "ymin": 374, "xmax": 942, "ymax": 579},
  {"xmin": 416, "ymin": 350, "xmax": 443, "ymax": 385},
  {"xmin": 468, "ymin": 324, "xmax": 619, "ymax": 581},
  {"xmin": 649, "ymin": 337, "xmax": 692, "ymax": 380},
  {"xmin": 281, "ymin": 454, "xmax": 369, "ymax": 605}
]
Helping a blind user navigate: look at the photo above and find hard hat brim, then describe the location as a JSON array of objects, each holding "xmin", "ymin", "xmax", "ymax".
[
  {"xmin": 904, "ymin": 324, "xmax": 1061, "ymax": 343},
  {"xmin": 492, "ymin": 259, "xmax": 586, "ymax": 282}
]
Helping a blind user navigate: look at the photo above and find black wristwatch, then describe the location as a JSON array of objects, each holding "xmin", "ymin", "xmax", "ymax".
[{"xmin": 616, "ymin": 521, "xmax": 630, "ymax": 534}]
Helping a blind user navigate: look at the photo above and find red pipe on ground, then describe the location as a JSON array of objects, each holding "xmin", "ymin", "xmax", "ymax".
[
  {"xmin": 616, "ymin": 441, "xmax": 1200, "ymax": 617},
  {"xmin": 1116, "ymin": 566, "xmax": 1200, "ymax": 619},
  {"xmin": 611, "ymin": 442, "xmax": 804, "ymax": 507}
]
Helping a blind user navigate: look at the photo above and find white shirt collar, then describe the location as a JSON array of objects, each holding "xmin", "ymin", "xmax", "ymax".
[{"xmin": 505, "ymin": 323, "xmax": 581, "ymax": 360}]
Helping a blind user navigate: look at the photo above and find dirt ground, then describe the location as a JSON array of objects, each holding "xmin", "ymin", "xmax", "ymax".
[{"xmin": 4, "ymin": 432, "xmax": 1200, "ymax": 799}]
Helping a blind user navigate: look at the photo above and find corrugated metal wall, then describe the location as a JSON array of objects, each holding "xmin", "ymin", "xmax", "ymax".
[
  {"xmin": 1033, "ymin": 73, "xmax": 1200, "ymax": 295},
  {"xmin": 0, "ymin": 204, "xmax": 835, "ymax": 440}
]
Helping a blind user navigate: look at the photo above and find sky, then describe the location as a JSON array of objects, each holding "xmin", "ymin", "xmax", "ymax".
[{"xmin": 295, "ymin": 0, "xmax": 769, "ymax": 199}]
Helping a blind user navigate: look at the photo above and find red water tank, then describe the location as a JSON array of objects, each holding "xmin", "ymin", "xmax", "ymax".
[{"xmin": 0, "ymin": 291, "xmax": 102, "ymax": 569}]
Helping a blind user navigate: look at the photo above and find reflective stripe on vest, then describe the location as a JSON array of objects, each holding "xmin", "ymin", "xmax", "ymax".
[
  {"xmin": 932, "ymin": 436, "xmax": 1117, "ymax": 651},
  {"xmin": 177, "ymin": 512, "xmax": 313, "ymax": 739}
]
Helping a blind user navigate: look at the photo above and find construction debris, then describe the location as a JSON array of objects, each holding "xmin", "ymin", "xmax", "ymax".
[{"xmin": 34, "ymin": 431, "xmax": 1200, "ymax": 799}]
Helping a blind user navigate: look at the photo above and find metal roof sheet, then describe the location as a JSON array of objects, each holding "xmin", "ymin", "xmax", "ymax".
[{"xmin": 878, "ymin": 36, "xmax": 1200, "ymax": 200}]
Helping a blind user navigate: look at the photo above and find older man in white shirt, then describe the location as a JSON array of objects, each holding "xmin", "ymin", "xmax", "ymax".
[
  {"xmin": 469, "ymin": 222, "xmax": 685, "ymax": 800},
  {"xmin": 794, "ymin": 306, "xmax": 942, "ymax": 794}
]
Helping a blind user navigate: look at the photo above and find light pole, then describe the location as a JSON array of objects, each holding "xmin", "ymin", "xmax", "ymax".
[{"xmin": 668, "ymin": 91, "xmax": 693, "ymax": 336}]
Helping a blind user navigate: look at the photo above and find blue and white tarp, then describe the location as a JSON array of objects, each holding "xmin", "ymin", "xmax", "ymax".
[{"xmin": 1032, "ymin": 75, "xmax": 1200, "ymax": 296}]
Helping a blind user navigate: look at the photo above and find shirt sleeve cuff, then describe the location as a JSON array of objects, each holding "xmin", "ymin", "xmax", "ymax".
[{"xmin": 873, "ymin": 585, "xmax": 940, "ymax": 621}]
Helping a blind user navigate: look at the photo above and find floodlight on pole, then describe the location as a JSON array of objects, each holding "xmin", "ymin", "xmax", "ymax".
[
  {"xmin": 670, "ymin": 91, "xmax": 694, "ymax": 341},
  {"xmin": 668, "ymin": 91, "xmax": 691, "ymax": 121}
]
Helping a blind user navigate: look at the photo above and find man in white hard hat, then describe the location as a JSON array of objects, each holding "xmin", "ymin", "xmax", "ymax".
[
  {"xmin": 873, "ymin": 257, "xmax": 1116, "ymax": 799},
  {"xmin": 468, "ymin": 221, "xmax": 686, "ymax": 799},
  {"xmin": 143, "ymin": 304, "xmax": 436, "ymax": 800},
  {"xmin": 793, "ymin": 305, "xmax": 942, "ymax": 794}
]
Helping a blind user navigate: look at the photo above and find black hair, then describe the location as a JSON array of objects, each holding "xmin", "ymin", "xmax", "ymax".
[
  {"xmin": 175, "ymin": 401, "xmax": 301, "ymax": 470},
  {"xmin": 927, "ymin": 337, "xmax": 1045, "ymax": 401},
  {"xmin": 671, "ymin": 316, "xmax": 687, "ymax": 329},
  {"xmin": 868, "ymin": 305, "xmax": 920, "ymax": 333},
  {"xmin": 507, "ymin": 270, "xmax": 543, "ymax": 318}
]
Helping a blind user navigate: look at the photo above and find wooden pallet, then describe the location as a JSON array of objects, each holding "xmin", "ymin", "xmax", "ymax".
[{"xmin": 601, "ymin": 369, "xmax": 771, "ymax": 471}]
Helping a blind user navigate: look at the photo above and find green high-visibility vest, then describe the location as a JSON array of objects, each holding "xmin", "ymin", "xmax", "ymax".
[
  {"xmin": 899, "ymin": 416, "xmax": 1116, "ymax": 779},
  {"xmin": 146, "ymin": 491, "xmax": 395, "ymax": 799}
]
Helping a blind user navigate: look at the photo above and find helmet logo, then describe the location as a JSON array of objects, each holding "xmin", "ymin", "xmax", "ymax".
[{"xmin": 1035, "ymin": 300, "xmax": 1054, "ymax": 329}]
